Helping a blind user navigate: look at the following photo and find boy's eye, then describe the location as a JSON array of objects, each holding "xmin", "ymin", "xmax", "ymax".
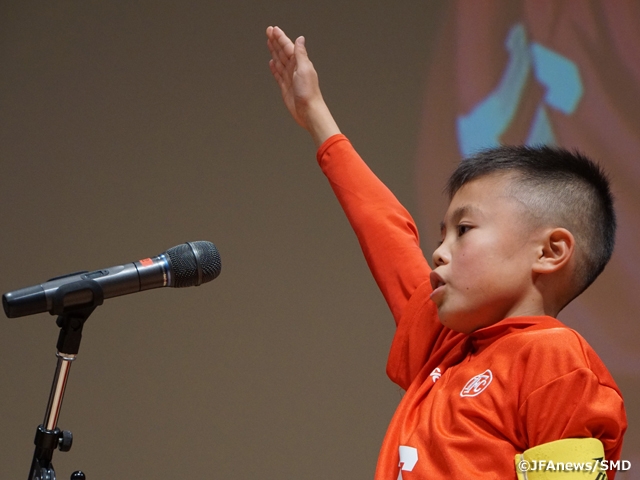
[{"xmin": 457, "ymin": 225, "xmax": 471, "ymax": 236}]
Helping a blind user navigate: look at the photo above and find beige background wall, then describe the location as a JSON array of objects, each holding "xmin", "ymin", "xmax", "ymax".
[{"xmin": 0, "ymin": 1, "xmax": 636, "ymax": 479}]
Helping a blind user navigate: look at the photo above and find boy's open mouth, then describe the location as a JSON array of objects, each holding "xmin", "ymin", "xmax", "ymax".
[{"xmin": 430, "ymin": 271, "xmax": 446, "ymax": 291}]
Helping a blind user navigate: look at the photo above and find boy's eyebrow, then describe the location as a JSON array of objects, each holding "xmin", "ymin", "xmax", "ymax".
[{"xmin": 440, "ymin": 205, "xmax": 481, "ymax": 234}]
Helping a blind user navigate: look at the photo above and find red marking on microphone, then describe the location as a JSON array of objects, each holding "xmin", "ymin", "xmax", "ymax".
[{"xmin": 139, "ymin": 258, "xmax": 153, "ymax": 267}]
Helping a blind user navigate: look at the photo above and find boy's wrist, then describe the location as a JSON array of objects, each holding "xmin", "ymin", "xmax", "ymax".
[{"xmin": 303, "ymin": 99, "xmax": 341, "ymax": 147}]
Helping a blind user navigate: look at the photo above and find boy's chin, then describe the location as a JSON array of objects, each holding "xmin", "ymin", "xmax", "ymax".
[
  {"xmin": 437, "ymin": 306, "xmax": 507, "ymax": 334},
  {"xmin": 436, "ymin": 309, "xmax": 475, "ymax": 334}
]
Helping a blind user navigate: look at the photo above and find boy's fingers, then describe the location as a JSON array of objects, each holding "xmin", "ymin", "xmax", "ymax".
[
  {"xmin": 268, "ymin": 58, "xmax": 277, "ymax": 75},
  {"xmin": 270, "ymin": 58, "xmax": 289, "ymax": 82},
  {"xmin": 267, "ymin": 39, "xmax": 283, "ymax": 66},
  {"xmin": 270, "ymin": 49, "xmax": 292, "ymax": 79},
  {"xmin": 269, "ymin": 58, "xmax": 291, "ymax": 91},
  {"xmin": 267, "ymin": 39, "xmax": 277, "ymax": 62},
  {"xmin": 272, "ymin": 26, "xmax": 295, "ymax": 58},
  {"xmin": 274, "ymin": 42, "xmax": 291, "ymax": 67},
  {"xmin": 270, "ymin": 63, "xmax": 284, "ymax": 86},
  {"xmin": 267, "ymin": 32, "xmax": 294, "ymax": 69},
  {"xmin": 267, "ymin": 40, "xmax": 292, "ymax": 79}
]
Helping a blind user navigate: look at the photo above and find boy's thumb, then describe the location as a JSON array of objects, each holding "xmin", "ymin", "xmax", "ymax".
[{"xmin": 294, "ymin": 36, "xmax": 308, "ymax": 59}]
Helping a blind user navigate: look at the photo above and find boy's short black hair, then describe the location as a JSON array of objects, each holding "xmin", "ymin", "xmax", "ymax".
[{"xmin": 446, "ymin": 145, "xmax": 616, "ymax": 301}]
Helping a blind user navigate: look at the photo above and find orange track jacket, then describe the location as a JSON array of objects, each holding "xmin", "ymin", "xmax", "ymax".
[{"xmin": 317, "ymin": 134, "xmax": 626, "ymax": 479}]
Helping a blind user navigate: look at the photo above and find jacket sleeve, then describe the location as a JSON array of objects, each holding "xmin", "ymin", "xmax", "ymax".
[
  {"xmin": 519, "ymin": 369, "xmax": 626, "ymax": 479},
  {"xmin": 316, "ymin": 134, "xmax": 432, "ymax": 324},
  {"xmin": 516, "ymin": 330, "xmax": 627, "ymax": 479}
]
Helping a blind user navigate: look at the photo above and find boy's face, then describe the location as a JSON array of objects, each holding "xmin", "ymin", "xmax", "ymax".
[{"xmin": 431, "ymin": 173, "xmax": 544, "ymax": 333}]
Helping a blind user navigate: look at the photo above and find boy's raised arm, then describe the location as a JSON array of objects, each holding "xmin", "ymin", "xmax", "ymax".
[{"xmin": 266, "ymin": 27, "xmax": 432, "ymax": 323}]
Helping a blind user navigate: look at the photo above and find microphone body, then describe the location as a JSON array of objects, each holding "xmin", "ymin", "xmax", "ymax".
[{"xmin": 3, "ymin": 241, "xmax": 221, "ymax": 318}]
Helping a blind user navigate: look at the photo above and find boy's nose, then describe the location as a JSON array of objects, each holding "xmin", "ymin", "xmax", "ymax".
[{"xmin": 432, "ymin": 243, "xmax": 449, "ymax": 267}]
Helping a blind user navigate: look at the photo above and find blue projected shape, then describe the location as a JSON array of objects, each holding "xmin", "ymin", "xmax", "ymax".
[
  {"xmin": 456, "ymin": 23, "xmax": 583, "ymax": 155},
  {"xmin": 526, "ymin": 104, "xmax": 556, "ymax": 145},
  {"xmin": 456, "ymin": 24, "xmax": 531, "ymax": 157},
  {"xmin": 530, "ymin": 43, "xmax": 583, "ymax": 114}
]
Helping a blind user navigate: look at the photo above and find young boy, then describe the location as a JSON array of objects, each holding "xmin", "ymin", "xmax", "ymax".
[{"xmin": 266, "ymin": 26, "xmax": 627, "ymax": 479}]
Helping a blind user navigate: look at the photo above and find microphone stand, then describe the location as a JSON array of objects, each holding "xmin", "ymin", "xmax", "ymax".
[{"xmin": 28, "ymin": 279, "xmax": 104, "ymax": 480}]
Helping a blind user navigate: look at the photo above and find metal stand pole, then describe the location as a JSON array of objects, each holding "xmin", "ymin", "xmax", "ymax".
[{"xmin": 45, "ymin": 353, "xmax": 76, "ymax": 431}]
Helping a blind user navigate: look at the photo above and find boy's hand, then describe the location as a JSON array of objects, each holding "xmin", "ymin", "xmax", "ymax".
[{"xmin": 266, "ymin": 26, "xmax": 340, "ymax": 147}]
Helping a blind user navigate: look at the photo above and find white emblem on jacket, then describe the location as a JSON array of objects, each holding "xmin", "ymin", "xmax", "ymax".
[
  {"xmin": 460, "ymin": 369, "xmax": 493, "ymax": 397},
  {"xmin": 397, "ymin": 445, "xmax": 418, "ymax": 480},
  {"xmin": 429, "ymin": 367, "xmax": 442, "ymax": 383}
]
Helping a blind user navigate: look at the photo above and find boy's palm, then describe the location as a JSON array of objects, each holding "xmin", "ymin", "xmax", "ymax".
[{"xmin": 267, "ymin": 26, "xmax": 322, "ymax": 130}]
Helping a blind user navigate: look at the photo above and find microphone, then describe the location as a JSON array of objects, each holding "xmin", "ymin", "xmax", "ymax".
[{"xmin": 2, "ymin": 241, "xmax": 221, "ymax": 318}]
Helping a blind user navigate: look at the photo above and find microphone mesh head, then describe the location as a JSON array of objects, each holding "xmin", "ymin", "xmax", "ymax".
[{"xmin": 165, "ymin": 241, "xmax": 221, "ymax": 288}]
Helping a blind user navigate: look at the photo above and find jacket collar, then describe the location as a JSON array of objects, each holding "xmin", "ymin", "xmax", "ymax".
[{"xmin": 466, "ymin": 315, "xmax": 564, "ymax": 355}]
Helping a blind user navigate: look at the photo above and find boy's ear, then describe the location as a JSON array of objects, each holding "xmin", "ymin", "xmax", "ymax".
[{"xmin": 532, "ymin": 228, "xmax": 575, "ymax": 274}]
